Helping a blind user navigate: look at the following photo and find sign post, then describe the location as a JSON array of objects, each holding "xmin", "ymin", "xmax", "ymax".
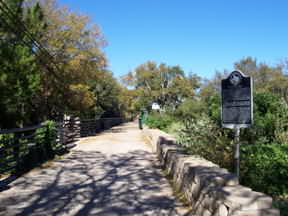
[
  {"xmin": 221, "ymin": 70, "xmax": 253, "ymax": 179},
  {"xmin": 234, "ymin": 127, "xmax": 240, "ymax": 178}
]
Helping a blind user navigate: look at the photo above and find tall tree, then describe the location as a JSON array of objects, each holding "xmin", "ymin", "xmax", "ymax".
[
  {"xmin": 122, "ymin": 61, "xmax": 200, "ymax": 111},
  {"xmin": 234, "ymin": 57, "xmax": 288, "ymax": 103},
  {"xmin": 29, "ymin": 0, "xmax": 114, "ymax": 119},
  {"xmin": 0, "ymin": 0, "xmax": 45, "ymax": 128},
  {"xmin": 234, "ymin": 57, "xmax": 284, "ymax": 90},
  {"xmin": 0, "ymin": 0, "xmax": 128, "ymax": 128}
]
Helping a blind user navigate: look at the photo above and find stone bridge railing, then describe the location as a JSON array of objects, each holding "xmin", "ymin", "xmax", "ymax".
[{"xmin": 143, "ymin": 128, "xmax": 280, "ymax": 216}]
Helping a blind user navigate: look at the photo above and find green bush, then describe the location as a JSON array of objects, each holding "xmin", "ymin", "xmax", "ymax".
[
  {"xmin": 35, "ymin": 120, "xmax": 62, "ymax": 158},
  {"xmin": 174, "ymin": 99, "xmax": 206, "ymax": 120},
  {"xmin": 0, "ymin": 121, "xmax": 61, "ymax": 174},
  {"xmin": 241, "ymin": 143, "xmax": 288, "ymax": 196},
  {"xmin": 242, "ymin": 91, "xmax": 288, "ymax": 145},
  {"xmin": 145, "ymin": 113, "xmax": 174, "ymax": 132},
  {"xmin": 177, "ymin": 115, "xmax": 233, "ymax": 169},
  {"xmin": 165, "ymin": 121, "xmax": 185, "ymax": 137},
  {"xmin": 273, "ymin": 200, "xmax": 288, "ymax": 216},
  {"xmin": 18, "ymin": 120, "xmax": 60, "ymax": 171}
]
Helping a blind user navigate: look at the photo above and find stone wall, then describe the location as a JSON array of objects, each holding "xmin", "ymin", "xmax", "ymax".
[{"xmin": 143, "ymin": 129, "xmax": 280, "ymax": 216}]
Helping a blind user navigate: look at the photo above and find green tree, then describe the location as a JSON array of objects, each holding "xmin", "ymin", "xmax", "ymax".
[
  {"xmin": 122, "ymin": 61, "xmax": 200, "ymax": 111},
  {"xmin": 90, "ymin": 70, "xmax": 123, "ymax": 118},
  {"xmin": 29, "ymin": 0, "xmax": 124, "ymax": 120},
  {"xmin": 0, "ymin": 0, "xmax": 45, "ymax": 128},
  {"xmin": 234, "ymin": 57, "xmax": 284, "ymax": 91},
  {"xmin": 0, "ymin": 0, "xmax": 128, "ymax": 128}
]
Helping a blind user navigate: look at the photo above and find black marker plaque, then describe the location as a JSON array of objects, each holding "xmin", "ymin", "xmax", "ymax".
[{"xmin": 221, "ymin": 70, "xmax": 253, "ymax": 128}]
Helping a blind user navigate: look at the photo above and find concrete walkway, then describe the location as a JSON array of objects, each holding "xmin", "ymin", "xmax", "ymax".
[{"xmin": 0, "ymin": 122, "xmax": 189, "ymax": 216}]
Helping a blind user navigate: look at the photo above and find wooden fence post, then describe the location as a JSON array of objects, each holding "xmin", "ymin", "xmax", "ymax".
[
  {"xmin": 44, "ymin": 125, "xmax": 54, "ymax": 159},
  {"xmin": 13, "ymin": 133, "xmax": 21, "ymax": 173}
]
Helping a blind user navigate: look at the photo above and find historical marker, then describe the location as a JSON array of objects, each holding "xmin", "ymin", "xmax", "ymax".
[
  {"xmin": 221, "ymin": 70, "xmax": 253, "ymax": 129},
  {"xmin": 221, "ymin": 70, "xmax": 253, "ymax": 179}
]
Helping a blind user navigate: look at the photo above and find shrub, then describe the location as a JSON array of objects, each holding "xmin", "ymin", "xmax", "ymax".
[
  {"xmin": 177, "ymin": 115, "xmax": 233, "ymax": 169},
  {"xmin": 166, "ymin": 121, "xmax": 185, "ymax": 137},
  {"xmin": 273, "ymin": 200, "xmax": 288, "ymax": 216},
  {"xmin": 35, "ymin": 120, "xmax": 59, "ymax": 160},
  {"xmin": 242, "ymin": 91, "xmax": 288, "ymax": 145},
  {"xmin": 174, "ymin": 99, "xmax": 206, "ymax": 120},
  {"xmin": 241, "ymin": 143, "xmax": 288, "ymax": 196},
  {"xmin": 0, "ymin": 121, "xmax": 60, "ymax": 174},
  {"xmin": 145, "ymin": 113, "xmax": 174, "ymax": 132}
]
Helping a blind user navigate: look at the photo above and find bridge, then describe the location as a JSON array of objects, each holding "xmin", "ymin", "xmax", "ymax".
[{"xmin": 0, "ymin": 122, "xmax": 189, "ymax": 216}]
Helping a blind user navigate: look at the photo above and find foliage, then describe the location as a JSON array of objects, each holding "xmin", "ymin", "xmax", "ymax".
[
  {"xmin": 273, "ymin": 200, "xmax": 288, "ymax": 216},
  {"xmin": 165, "ymin": 121, "xmax": 185, "ymax": 137},
  {"xmin": 90, "ymin": 70, "xmax": 123, "ymax": 118},
  {"xmin": 17, "ymin": 120, "xmax": 61, "ymax": 170},
  {"xmin": 121, "ymin": 61, "xmax": 201, "ymax": 111},
  {"xmin": 133, "ymin": 56, "xmax": 288, "ymax": 201},
  {"xmin": 118, "ymin": 88, "xmax": 139, "ymax": 118},
  {"xmin": 177, "ymin": 115, "xmax": 233, "ymax": 169},
  {"xmin": 0, "ymin": 0, "xmax": 44, "ymax": 128},
  {"xmin": 145, "ymin": 113, "xmax": 175, "ymax": 132},
  {"xmin": 0, "ymin": 120, "xmax": 62, "ymax": 174},
  {"xmin": 35, "ymin": 120, "xmax": 60, "ymax": 156},
  {"xmin": 241, "ymin": 143, "xmax": 288, "ymax": 196},
  {"xmin": 234, "ymin": 57, "xmax": 284, "ymax": 90},
  {"xmin": 34, "ymin": 0, "xmax": 109, "ymax": 119},
  {"xmin": 174, "ymin": 99, "xmax": 205, "ymax": 120},
  {"xmin": 175, "ymin": 89, "xmax": 288, "ymax": 173},
  {"xmin": 36, "ymin": 0, "xmax": 130, "ymax": 119},
  {"xmin": 0, "ymin": 0, "xmax": 130, "ymax": 129},
  {"xmin": 171, "ymin": 58, "xmax": 288, "ymax": 200},
  {"xmin": 241, "ymin": 91, "xmax": 288, "ymax": 146}
]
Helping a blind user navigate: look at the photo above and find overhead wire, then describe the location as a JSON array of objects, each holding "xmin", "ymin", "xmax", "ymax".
[
  {"xmin": 0, "ymin": 0, "xmax": 72, "ymax": 104},
  {"xmin": 0, "ymin": 0, "xmax": 63, "ymax": 81}
]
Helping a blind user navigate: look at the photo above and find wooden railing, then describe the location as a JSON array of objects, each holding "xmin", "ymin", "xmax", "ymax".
[
  {"xmin": 0, "ymin": 125, "xmax": 51, "ymax": 174},
  {"xmin": 80, "ymin": 118, "xmax": 129, "ymax": 137},
  {"xmin": 0, "ymin": 117, "xmax": 129, "ymax": 175}
]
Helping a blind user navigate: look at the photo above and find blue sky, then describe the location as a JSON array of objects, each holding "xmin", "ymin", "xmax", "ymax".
[{"xmin": 58, "ymin": 0, "xmax": 288, "ymax": 79}]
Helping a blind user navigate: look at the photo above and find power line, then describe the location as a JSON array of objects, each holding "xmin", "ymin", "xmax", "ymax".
[
  {"xmin": 0, "ymin": 0, "xmax": 76, "ymax": 117},
  {"xmin": 0, "ymin": 0, "xmax": 72, "ymax": 102},
  {"xmin": 0, "ymin": 0, "xmax": 65, "ymax": 83}
]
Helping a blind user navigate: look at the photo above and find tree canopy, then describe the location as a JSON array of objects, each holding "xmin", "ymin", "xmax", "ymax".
[
  {"xmin": 0, "ymin": 0, "xmax": 129, "ymax": 128},
  {"xmin": 121, "ymin": 61, "xmax": 200, "ymax": 111}
]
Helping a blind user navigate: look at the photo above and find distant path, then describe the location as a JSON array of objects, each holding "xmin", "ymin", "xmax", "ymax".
[{"xmin": 0, "ymin": 122, "xmax": 188, "ymax": 216}]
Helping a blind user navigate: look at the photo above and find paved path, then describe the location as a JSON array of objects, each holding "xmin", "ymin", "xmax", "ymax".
[{"xmin": 0, "ymin": 122, "xmax": 189, "ymax": 216}]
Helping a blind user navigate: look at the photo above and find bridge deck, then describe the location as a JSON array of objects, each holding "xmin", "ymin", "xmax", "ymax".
[{"xmin": 0, "ymin": 122, "xmax": 189, "ymax": 216}]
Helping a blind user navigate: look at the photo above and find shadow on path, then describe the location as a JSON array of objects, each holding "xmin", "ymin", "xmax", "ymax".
[{"xmin": 0, "ymin": 150, "xmax": 182, "ymax": 216}]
